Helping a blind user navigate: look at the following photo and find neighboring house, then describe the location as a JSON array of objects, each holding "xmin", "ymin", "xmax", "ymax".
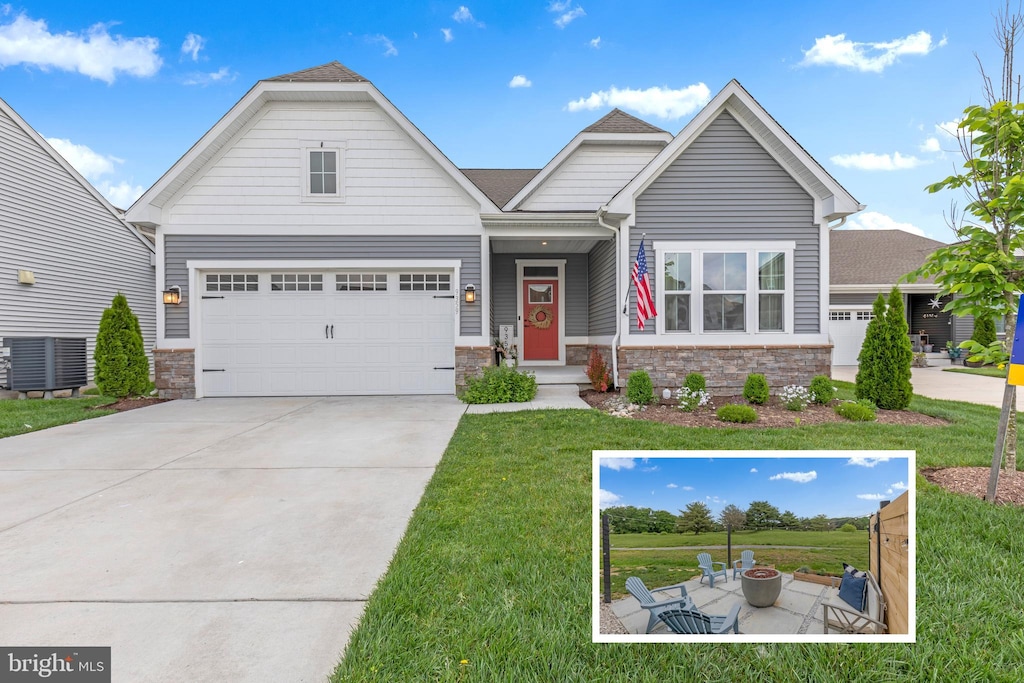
[
  {"xmin": 126, "ymin": 62, "xmax": 863, "ymax": 399},
  {"xmin": 829, "ymin": 230, "xmax": 965, "ymax": 365},
  {"xmin": 0, "ymin": 97, "xmax": 156, "ymax": 389}
]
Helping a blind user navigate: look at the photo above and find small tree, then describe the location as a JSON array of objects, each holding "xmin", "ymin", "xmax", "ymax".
[
  {"xmin": 855, "ymin": 294, "xmax": 888, "ymax": 401},
  {"xmin": 745, "ymin": 500, "xmax": 781, "ymax": 530},
  {"xmin": 855, "ymin": 288, "xmax": 912, "ymax": 410},
  {"xmin": 94, "ymin": 293, "xmax": 150, "ymax": 398},
  {"xmin": 972, "ymin": 315, "xmax": 998, "ymax": 349},
  {"xmin": 718, "ymin": 504, "xmax": 746, "ymax": 530},
  {"xmin": 677, "ymin": 501, "xmax": 714, "ymax": 535},
  {"xmin": 586, "ymin": 347, "xmax": 612, "ymax": 392},
  {"xmin": 779, "ymin": 510, "xmax": 800, "ymax": 530}
]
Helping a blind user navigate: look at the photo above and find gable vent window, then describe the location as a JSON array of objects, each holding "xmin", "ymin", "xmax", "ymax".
[
  {"xmin": 337, "ymin": 273, "xmax": 387, "ymax": 292},
  {"xmin": 309, "ymin": 150, "xmax": 337, "ymax": 194},
  {"xmin": 207, "ymin": 274, "xmax": 258, "ymax": 292},
  {"xmin": 271, "ymin": 273, "xmax": 323, "ymax": 292},
  {"xmin": 399, "ymin": 273, "xmax": 451, "ymax": 291}
]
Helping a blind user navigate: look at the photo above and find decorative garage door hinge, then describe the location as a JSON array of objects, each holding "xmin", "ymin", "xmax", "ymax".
[
  {"xmin": 433, "ymin": 295, "xmax": 456, "ymax": 299},
  {"xmin": 202, "ymin": 295, "xmax": 225, "ymax": 299},
  {"xmin": 433, "ymin": 366, "xmax": 455, "ymax": 370},
  {"xmin": 202, "ymin": 369, "xmax": 226, "ymax": 372}
]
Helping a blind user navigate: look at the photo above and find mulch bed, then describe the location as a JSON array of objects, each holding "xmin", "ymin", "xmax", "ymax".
[
  {"xmin": 921, "ymin": 466, "xmax": 1024, "ymax": 507},
  {"xmin": 579, "ymin": 390, "xmax": 948, "ymax": 429},
  {"xmin": 90, "ymin": 397, "xmax": 168, "ymax": 412}
]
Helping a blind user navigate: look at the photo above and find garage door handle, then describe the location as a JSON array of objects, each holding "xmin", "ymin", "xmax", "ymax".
[
  {"xmin": 434, "ymin": 295, "xmax": 456, "ymax": 299},
  {"xmin": 325, "ymin": 324, "xmax": 329, "ymax": 339},
  {"xmin": 203, "ymin": 369, "xmax": 226, "ymax": 373},
  {"xmin": 434, "ymin": 366, "xmax": 455, "ymax": 370},
  {"xmin": 331, "ymin": 325, "xmax": 334, "ymax": 338}
]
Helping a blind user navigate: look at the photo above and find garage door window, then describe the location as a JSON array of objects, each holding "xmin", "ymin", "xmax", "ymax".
[
  {"xmin": 206, "ymin": 274, "xmax": 258, "ymax": 292},
  {"xmin": 271, "ymin": 274, "xmax": 323, "ymax": 291},
  {"xmin": 336, "ymin": 273, "xmax": 387, "ymax": 291},
  {"xmin": 857, "ymin": 311, "xmax": 875, "ymax": 321},
  {"xmin": 399, "ymin": 273, "xmax": 451, "ymax": 291},
  {"xmin": 830, "ymin": 311, "xmax": 852, "ymax": 321}
]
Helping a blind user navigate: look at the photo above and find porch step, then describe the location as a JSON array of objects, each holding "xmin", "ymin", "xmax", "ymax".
[{"xmin": 522, "ymin": 365, "xmax": 589, "ymax": 386}]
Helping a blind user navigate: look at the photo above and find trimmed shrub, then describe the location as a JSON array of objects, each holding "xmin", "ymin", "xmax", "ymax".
[
  {"xmin": 626, "ymin": 370, "xmax": 655, "ymax": 406},
  {"xmin": 94, "ymin": 292, "xmax": 150, "ymax": 398},
  {"xmin": 839, "ymin": 523, "xmax": 858, "ymax": 533},
  {"xmin": 717, "ymin": 404, "xmax": 758, "ymax": 423},
  {"xmin": 743, "ymin": 373, "xmax": 769, "ymax": 405},
  {"xmin": 809, "ymin": 375, "xmax": 836, "ymax": 405},
  {"xmin": 684, "ymin": 372, "xmax": 707, "ymax": 393},
  {"xmin": 460, "ymin": 365, "xmax": 537, "ymax": 404},
  {"xmin": 973, "ymin": 315, "xmax": 997, "ymax": 348},
  {"xmin": 585, "ymin": 347, "xmax": 612, "ymax": 392},
  {"xmin": 855, "ymin": 287, "xmax": 912, "ymax": 410},
  {"xmin": 835, "ymin": 401, "xmax": 876, "ymax": 422}
]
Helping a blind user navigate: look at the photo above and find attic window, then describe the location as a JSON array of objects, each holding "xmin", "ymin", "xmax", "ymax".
[{"xmin": 302, "ymin": 143, "xmax": 345, "ymax": 202}]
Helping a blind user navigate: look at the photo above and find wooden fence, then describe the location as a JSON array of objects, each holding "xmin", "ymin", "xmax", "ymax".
[{"xmin": 869, "ymin": 491, "xmax": 909, "ymax": 634}]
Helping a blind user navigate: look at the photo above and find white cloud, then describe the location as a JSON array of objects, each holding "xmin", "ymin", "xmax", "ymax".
[
  {"xmin": 705, "ymin": 495, "xmax": 726, "ymax": 504},
  {"xmin": 891, "ymin": 481, "xmax": 908, "ymax": 491},
  {"xmin": 549, "ymin": 0, "xmax": 572, "ymax": 10},
  {"xmin": 750, "ymin": 468, "xmax": 758, "ymax": 473},
  {"xmin": 847, "ymin": 455, "xmax": 891, "ymax": 468},
  {"xmin": 681, "ymin": 485, "xmax": 694, "ymax": 491},
  {"xmin": 368, "ymin": 34, "xmax": 397, "ymax": 56},
  {"xmin": 641, "ymin": 466, "xmax": 659, "ymax": 473},
  {"xmin": 554, "ymin": 6, "xmax": 586, "ymax": 28},
  {"xmin": 589, "ymin": 36, "xmax": 601, "ymax": 48},
  {"xmin": 600, "ymin": 457, "xmax": 635, "ymax": 471},
  {"xmin": 182, "ymin": 66, "xmax": 235, "ymax": 86},
  {"xmin": 830, "ymin": 151, "xmax": 927, "ymax": 171},
  {"xmin": 441, "ymin": 28, "xmax": 454, "ymax": 43},
  {"xmin": 769, "ymin": 470, "xmax": 817, "ymax": 483},
  {"xmin": 800, "ymin": 30, "xmax": 946, "ymax": 73},
  {"xmin": 842, "ymin": 211, "xmax": 926, "ymax": 236},
  {"xmin": 96, "ymin": 179, "xmax": 144, "ymax": 208},
  {"xmin": 0, "ymin": 11, "xmax": 161, "ymax": 83},
  {"xmin": 45, "ymin": 136, "xmax": 117, "ymax": 180},
  {"xmin": 599, "ymin": 488, "xmax": 621, "ymax": 508},
  {"xmin": 857, "ymin": 493, "xmax": 887, "ymax": 500},
  {"xmin": 666, "ymin": 483, "xmax": 678, "ymax": 488},
  {"xmin": 566, "ymin": 83, "xmax": 711, "ymax": 120},
  {"xmin": 919, "ymin": 137, "xmax": 941, "ymax": 153},
  {"xmin": 452, "ymin": 6, "xmax": 484, "ymax": 27},
  {"xmin": 181, "ymin": 33, "xmax": 204, "ymax": 61},
  {"xmin": 509, "ymin": 74, "xmax": 532, "ymax": 88},
  {"xmin": 936, "ymin": 118, "xmax": 963, "ymax": 138}
]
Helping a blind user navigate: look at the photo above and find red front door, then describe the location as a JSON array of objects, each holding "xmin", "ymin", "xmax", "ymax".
[{"xmin": 522, "ymin": 280, "xmax": 558, "ymax": 361}]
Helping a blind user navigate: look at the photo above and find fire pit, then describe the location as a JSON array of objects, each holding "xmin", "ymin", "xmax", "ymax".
[{"xmin": 741, "ymin": 568, "xmax": 782, "ymax": 607}]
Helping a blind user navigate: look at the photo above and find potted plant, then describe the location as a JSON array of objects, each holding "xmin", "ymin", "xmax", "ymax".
[{"xmin": 946, "ymin": 341, "xmax": 963, "ymax": 364}]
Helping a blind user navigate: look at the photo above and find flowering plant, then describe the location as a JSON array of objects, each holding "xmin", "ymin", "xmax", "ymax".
[
  {"xmin": 493, "ymin": 338, "xmax": 518, "ymax": 361},
  {"xmin": 779, "ymin": 385, "xmax": 811, "ymax": 411},
  {"xmin": 675, "ymin": 386, "xmax": 712, "ymax": 412}
]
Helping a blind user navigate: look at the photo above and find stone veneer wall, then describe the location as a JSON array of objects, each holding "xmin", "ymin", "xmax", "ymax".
[
  {"xmin": 566, "ymin": 344, "xmax": 613, "ymax": 366},
  {"xmin": 456, "ymin": 346, "xmax": 493, "ymax": 391},
  {"xmin": 154, "ymin": 348, "xmax": 196, "ymax": 399},
  {"xmin": 617, "ymin": 346, "xmax": 831, "ymax": 394}
]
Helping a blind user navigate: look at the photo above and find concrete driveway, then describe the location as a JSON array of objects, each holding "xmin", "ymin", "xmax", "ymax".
[
  {"xmin": 832, "ymin": 363, "xmax": 1024, "ymax": 409},
  {"xmin": 0, "ymin": 396, "xmax": 466, "ymax": 682}
]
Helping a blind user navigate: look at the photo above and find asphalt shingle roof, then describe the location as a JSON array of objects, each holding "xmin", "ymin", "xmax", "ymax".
[
  {"xmin": 830, "ymin": 230, "xmax": 947, "ymax": 285},
  {"xmin": 460, "ymin": 169, "xmax": 540, "ymax": 207},
  {"xmin": 581, "ymin": 108, "xmax": 668, "ymax": 135},
  {"xmin": 265, "ymin": 61, "xmax": 368, "ymax": 83}
]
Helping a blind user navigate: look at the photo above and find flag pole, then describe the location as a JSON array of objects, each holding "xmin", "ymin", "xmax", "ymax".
[{"xmin": 623, "ymin": 233, "xmax": 645, "ymax": 315}]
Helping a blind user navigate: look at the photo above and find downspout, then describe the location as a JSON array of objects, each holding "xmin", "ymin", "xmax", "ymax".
[{"xmin": 597, "ymin": 205, "xmax": 621, "ymax": 387}]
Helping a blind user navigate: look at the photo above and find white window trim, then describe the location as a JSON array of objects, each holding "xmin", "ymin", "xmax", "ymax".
[
  {"xmin": 653, "ymin": 241, "xmax": 796, "ymax": 337},
  {"xmin": 300, "ymin": 142, "xmax": 346, "ymax": 203}
]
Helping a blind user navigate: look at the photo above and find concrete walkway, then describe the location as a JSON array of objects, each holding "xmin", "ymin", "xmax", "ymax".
[
  {"xmin": 832, "ymin": 363, "xmax": 1024, "ymax": 409},
  {"xmin": 0, "ymin": 396, "xmax": 465, "ymax": 683},
  {"xmin": 465, "ymin": 384, "xmax": 590, "ymax": 413}
]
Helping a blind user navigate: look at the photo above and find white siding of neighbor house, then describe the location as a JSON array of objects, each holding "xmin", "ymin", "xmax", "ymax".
[
  {"xmin": 165, "ymin": 101, "xmax": 483, "ymax": 229},
  {"xmin": 0, "ymin": 105, "xmax": 155, "ymax": 386},
  {"xmin": 519, "ymin": 143, "xmax": 664, "ymax": 211}
]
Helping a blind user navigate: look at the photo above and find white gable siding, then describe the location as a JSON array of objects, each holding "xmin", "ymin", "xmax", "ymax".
[
  {"xmin": 166, "ymin": 102, "xmax": 482, "ymax": 228},
  {"xmin": 0, "ymin": 107, "xmax": 155, "ymax": 386},
  {"xmin": 519, "ymin": 143, "xmax": 663, "ymax": 211}
]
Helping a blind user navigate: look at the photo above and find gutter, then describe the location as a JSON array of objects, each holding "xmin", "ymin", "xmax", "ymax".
[{"xmin": 596, "ymin": 205, "xmax": 621, "ymax": 387}]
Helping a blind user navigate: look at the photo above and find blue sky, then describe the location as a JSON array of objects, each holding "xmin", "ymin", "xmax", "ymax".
[
  {"xmin": 598, "ymin": 452, "xmax": 911, "ymax": 519},
  {"xmin": 0, "ymin": 2, "xmax": 1006, "ymax": 236}
]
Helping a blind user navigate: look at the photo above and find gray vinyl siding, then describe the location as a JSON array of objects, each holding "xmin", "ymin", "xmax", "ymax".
[
  {"xmin": 165, "ymin": 234, "xmax": 481, "ymax": 338},
  {"xmin": 588, "ymin": 239, "xmax": 616, "ymax": 335},
  {"xmin": 489, "ymin": 253, "xmax": 588, "ymax": 337},
  {"xmin": 0, "ymin": 105, "xmax": 155, "ymax": 386},
  {"xmin": 633, "ymin": 112, "xmax": 819, "ymax": 334},
  {"xmin": 830, "ymin": 293, "xmax": 882, "ymax": 307}
]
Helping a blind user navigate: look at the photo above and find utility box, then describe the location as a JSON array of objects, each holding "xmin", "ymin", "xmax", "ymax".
[{"xmin": 2, "ymin": 337, "xmax": 87, "ymax": 391}]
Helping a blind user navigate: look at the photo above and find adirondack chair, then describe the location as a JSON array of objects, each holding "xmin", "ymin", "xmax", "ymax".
[
  {"xmin": 625, "ymin": 576, "xmax": 694, "ymax": 634},
  {"xmin": 732, "ymin": 550, "xmax": 756, "ymax": 579},
  {"xmin": 655, "ymin": 603, "xmax": 742, "ymax": 635},
  {"xmin": 697, "ymin": 552, "xmax": 727, "ymax": 588}
]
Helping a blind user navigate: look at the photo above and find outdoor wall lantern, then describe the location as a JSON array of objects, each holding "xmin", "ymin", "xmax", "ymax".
[
  {"xmin": 162, "ymin": 285, "xmax": 182, "ymax": 305},
  {"xmin": 464, "ymin": 283, "xmax": 477, "ymax": 303}
]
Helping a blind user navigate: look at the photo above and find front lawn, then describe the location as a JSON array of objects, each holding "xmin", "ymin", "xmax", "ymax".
[
  {"xmin": 0, "ymin": 397, "xmax": 117, "ymax": 438},
  {"xmin": 944, "ymin": 365, "xmax": 1007, "ymax": 378},
  {"xmin": 333, "ymin": 389, "xmax": 1024, "ymax": 681}
]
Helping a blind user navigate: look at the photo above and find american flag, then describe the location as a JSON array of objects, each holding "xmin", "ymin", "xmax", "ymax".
[{"xmin": 632, "ymin": 238, "xmax": 657, "ymax": 330}]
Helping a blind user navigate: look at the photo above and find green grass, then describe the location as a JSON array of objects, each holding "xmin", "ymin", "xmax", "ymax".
[
  {"xmin": 944, "ymin": 365, "xmax": 1007, "ymax": 378},
  {"xmin": 332, "ymin": 385, "xmax": 1024, "ymax": 682},
  {"xmin": 0, "ymin": 397, "xmax": 117, "ymax": 438}
]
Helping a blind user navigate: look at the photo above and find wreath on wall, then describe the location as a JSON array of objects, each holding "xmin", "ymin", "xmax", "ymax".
[{"xmin": 527, "ymin": 305, "xmax": 554, "ymax": 330}]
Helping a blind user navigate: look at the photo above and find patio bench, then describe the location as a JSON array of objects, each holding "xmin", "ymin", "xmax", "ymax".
[{"xmin": 822, "ymin": 570, "xmax": 887, "ymax": 634}]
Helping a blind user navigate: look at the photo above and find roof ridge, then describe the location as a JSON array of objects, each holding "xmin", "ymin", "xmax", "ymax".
[
  {"xmin": 265, "ymin": 61, "xmax": 368, "ymax": 83},
  {"xmin": 581, "ymin": 108, "xmax": 668, "ymax": 135}
]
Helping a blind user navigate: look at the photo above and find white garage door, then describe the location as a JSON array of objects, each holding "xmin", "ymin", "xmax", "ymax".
[
  {"xmin": 829, "ymin": 309, "xmax": 874, "ymax": 366},
  {"xmin": 199, "ymin": 271, "xmax": 455, "ymax": 396}
]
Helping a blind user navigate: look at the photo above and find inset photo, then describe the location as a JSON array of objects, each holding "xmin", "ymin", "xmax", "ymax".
[{"xmin": 593, "ymin": 450, "xmax": 915, "ymax": 643}]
